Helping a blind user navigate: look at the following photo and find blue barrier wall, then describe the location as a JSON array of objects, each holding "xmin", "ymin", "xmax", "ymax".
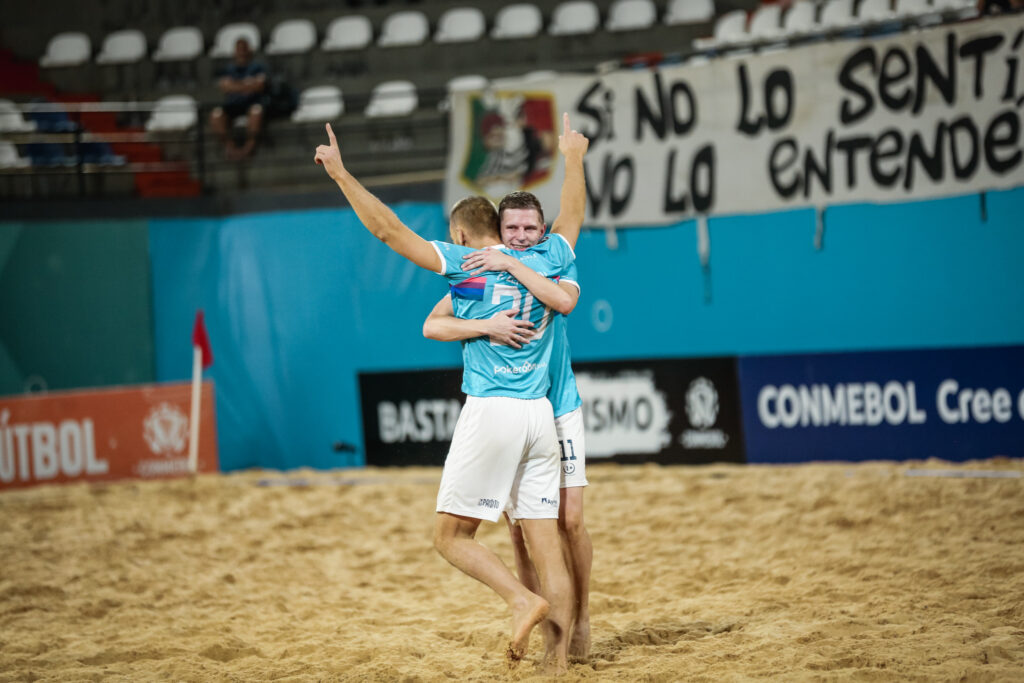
[{"xmin": 149, "ymin": 187, "xmax": 1024, "ymax": 470}]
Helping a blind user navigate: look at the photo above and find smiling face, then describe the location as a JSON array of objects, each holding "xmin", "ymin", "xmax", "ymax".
[{"xmin": 500, "ymin": 208, "xmax": 545, "ymax": 251}]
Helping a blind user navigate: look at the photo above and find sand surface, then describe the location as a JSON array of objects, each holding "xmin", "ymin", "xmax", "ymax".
[{"xmin": 1, "ymin": 460, "xmax": 1023, "ymax": 682}]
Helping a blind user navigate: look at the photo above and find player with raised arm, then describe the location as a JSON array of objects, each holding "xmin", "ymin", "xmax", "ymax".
[
  {"xmin": 314, "ymin": 123, "xmax": 578, "ymax": 670},
  {"xmin": 423, "ymin": 113, "xmax": 594, "ymax": 659}
]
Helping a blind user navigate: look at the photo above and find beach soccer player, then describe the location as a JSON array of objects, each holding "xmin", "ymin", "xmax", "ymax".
[
  {"xmin": 314, "ymin": 123, "xmax": 578, "ymax": 669},
  {"xmin": 422, "ymin": 114, "xmax": 594, "ymax": 659}
]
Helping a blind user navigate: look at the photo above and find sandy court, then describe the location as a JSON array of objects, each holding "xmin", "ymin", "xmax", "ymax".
[{"xmin": 1, "ymin": 459, "xmax": 1023, "ymax": 682}]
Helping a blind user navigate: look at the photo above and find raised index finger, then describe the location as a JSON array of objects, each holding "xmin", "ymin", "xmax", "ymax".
[
  {"xmin": 563, "ymin": 112, "xmax": 570, "ymax": 135},
  {"xmin": 325, "ymin": 122, "xmax": 337, "ymax": 147}
]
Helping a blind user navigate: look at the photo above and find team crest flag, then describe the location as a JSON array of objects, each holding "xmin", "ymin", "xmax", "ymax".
[{"xmin": 458, "ymin": 91, "xmax": 557, "ymax": 201}]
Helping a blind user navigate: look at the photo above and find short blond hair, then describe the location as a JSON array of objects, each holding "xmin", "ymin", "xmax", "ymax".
[{"xmin": 449, "ymin": 196, "xmax": 500, "ymax": 241}]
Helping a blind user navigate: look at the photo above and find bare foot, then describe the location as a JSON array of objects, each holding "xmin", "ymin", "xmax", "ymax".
[
  {"xmin": 506, "ymin": 593, "xmax": 549, "ymax": 664},
  {"xmin": 569, "ymin": 617, "xmax": 590, "ymax": 661}
]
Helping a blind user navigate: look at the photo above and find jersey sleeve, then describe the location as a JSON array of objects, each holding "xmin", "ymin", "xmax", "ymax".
[
  {"xmin": 558, "ymin": 260, "xmax": 580, "ymax": 294},
  {"xmin": 550, "ymin": 232, "xmax": 576, "ymax": 262},
  {"xmin": 430, "ymin": 240, "xmax": 469, "ymax": 280}
]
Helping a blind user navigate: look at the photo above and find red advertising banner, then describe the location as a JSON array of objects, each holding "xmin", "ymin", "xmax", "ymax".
[{"xmin": 0, "ymin": 381, "xmax": 218, "ymax": 490}]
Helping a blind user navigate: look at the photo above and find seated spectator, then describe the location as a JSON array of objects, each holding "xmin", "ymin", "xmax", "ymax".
[{"xmin": 210, "ymin": 38, "xmax": 268, "ymax": 160}]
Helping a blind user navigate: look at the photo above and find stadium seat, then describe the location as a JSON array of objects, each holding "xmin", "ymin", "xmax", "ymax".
[
  {"xmin": 446, "ymin": 74, "xmax": 489, "ymax": 93},
  {"xmin": 153, "ymin": 27, "xmax": 204, "ymax": 62},
  {"xmin": 491, "ymin": 4, "xmax": 543, "ymax": 39},
  {"xmin": 549, "ymin": 1, "xmax": 601, "ymax": 36},
  {"xmin": 0, "ymin": 142, "xmax": 31, "ymax": 168},
  {"xmin": 96, "ymin": 29, "xmax": 147, "ymax": 65},
  {"xmin": 145, "ymin": 95, "xmax": 197, "ymax": 131},
  {"xmin": 378, "ymin": 11, "xmax": 429, "ymax": 47},
  {"xmin": 435, "ymin": 7, "xmax": 486, "ymax": 43},
  {"xmin": 819, "ymin": 0, "xmax": 860, "ymax": 30},
  {"xmin": 0, "ymin": 100, "xmax": 38, "ymax": 132},
  {"xmin": 693, "ymin": 10, "xmax": 748, "ymax": 50},
  {"xmin": 782, "ymin": 0, "xmax": 818, "ymax": 36},
  {"xmin": 664, "ymin": 0, "xmax": 714, "ymax": 25},
  {"xmin": 607, "ymin": 0, "xmax": 657, "ymax": 32},
  {"xmin": 748, "ymin": 4, "xmax": 784, "ymax": 40},
  {"xmin": 265, "ymin": 19, "xmax": 317, "ymax": 55},
  {"xmin": 39, "ymin": 32, "xmax": 91, "ymax": 67},
  {"xmin": 209, "ymin": 23, "xmax": 261, "ymax": 58},
  {"xmin": 291, "ymin": 85, "xmax": 343, "ymax": 122},
  {"xmin": 365, "ymin": 80, "xmax": 418, "ymax": 117},
  {"xmin": 321, "ymin": 16, "xmax": 373, "ymax": 51},
  {"xmin": 858, "ymin": 0, "xmax": 897, "ymax": 23}
]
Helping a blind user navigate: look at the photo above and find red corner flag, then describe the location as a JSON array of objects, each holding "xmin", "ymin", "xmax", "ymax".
[{"xmin": 192, "ymin": 310, "xmax": 214, "ymax": 368}]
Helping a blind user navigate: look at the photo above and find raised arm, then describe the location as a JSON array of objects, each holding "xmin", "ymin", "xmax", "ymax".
[
  {"xmin": 315, "ymin": 123, "xmax": 442, "ymax": 273},
  {"xmin": 423, "ymin": 294, "xmax": 536, "ymax": 349},
  {"xmin": 460, "ymin": 249, "xmax": 579, "ymax": 315},
  {"xmin": 550, "ymin": 112, "xmax": 589, "ymax": 250}
]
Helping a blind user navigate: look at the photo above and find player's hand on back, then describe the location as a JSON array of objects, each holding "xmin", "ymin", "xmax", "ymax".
[
  {"xmin": 558, "ymin": 112, "xmax": 589, "ymax": 160},
  {"xmin": 485, "ymin": 309, "xmax": 535, "ymax": 349},
  {"xmin": 314, "ymin": 123, "xmax": 345, "ymax": 180},
  {"xmin": 462, "ymin": 248, "xmax": 516, "ymax": 275}
]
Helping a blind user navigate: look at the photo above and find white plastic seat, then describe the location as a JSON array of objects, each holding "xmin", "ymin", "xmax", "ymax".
[
  {"xmin": 446, "ymin": 74, "xmax": 489, "ymax": 93},
  {"xmin": 782, "ymin": 0, "xmax": 818, "ymax": 35},
  {"xmin": 40, "ymin": 32, "xmax": 91, "ymax": 67},
  {"xmin": 694, "ymin": 10, "xmax": 748, "ymax": 49},
  {"xmin": 665, "ymin": 0, "xmax": 714, "ymax": 25},
  {"xmin": 265, "ymin": 19, "xmax": 316, "ymax": 55},
  {"xmin": 145, "ymin": 95, "xmax": 197, "ymax": 131},
  {"xmin": 819, "ymin": 0, "xmax": 859, "ymax": 29},
  {"xmin": 607, "ymin": 0, "xmax": 657, "ymax": 31},
  {"xmin": 0, "ymin": 100, "xmax": 37, "ymax": 132},
  {"xmin": 209, "ymin": 23, "xmax": 260, "ymax": 58},
  {"xmin": 748, "ymin": 4, "xmax": 783, "ymax": 40},
  {"xmin": 291, "ymin": 85, "xmax": 343, "ymax": 122},
  {"xmin": 378, "ymin": 11, "xmax": 429, "ymax": 47},
  {"xmin": 435, "ymin": 7, "xmax": 486, "ymax": 43},
  {"xmin": 321, "ymin": 16, "xmax": 373, "ymax": 51},
  {"xmin": 492, "ymin": 4, "xmax": 543, "ymax": 39},
  {"xmin": 96, "ymin": 29, "xmax": 147, "ymax": 65},
  {"xmin": 858, "ymin": 0, "xmax": 896, "ymax": 22},
  {"xmin": 365, "ymin": 80, "xmax": 418, "ymax": 117},
  {"xmin": 549, "ymin": 0, "xmax": 600, "ymax": 36},
  {"xmin": 153, "ymin": 27, "xmax": 204, "ymax": 62},
  {"xmin": 0, "ymin": 142, "xmax": 30, "ymax": 168}
]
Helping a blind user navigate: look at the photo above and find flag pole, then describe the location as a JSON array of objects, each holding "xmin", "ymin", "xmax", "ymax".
[{"xmin": 188, "ymin": 344, "xmax": 202, "ymax": 475}]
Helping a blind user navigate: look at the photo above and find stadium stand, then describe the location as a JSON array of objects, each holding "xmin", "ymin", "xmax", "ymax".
[{"xmin": 4, "ymin": 0, "xmax": 1006, "ymax": 200}]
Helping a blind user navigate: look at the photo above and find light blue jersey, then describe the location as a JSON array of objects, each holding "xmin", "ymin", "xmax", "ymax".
[
  {"xmin": 431, "ymin": 233, "xmax": 575, "ymax": 400},
  {"xmin": 546, "ymin": 303, "xmax": 582, "ymax": 418}
]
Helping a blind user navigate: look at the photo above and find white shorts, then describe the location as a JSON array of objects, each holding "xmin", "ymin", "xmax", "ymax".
[
  {"xmin": 555, "ymin": 407, "xmax": 588, "ymax": 489},
  {"xmin": 436, "ymin": 396, "xmax": 560, "ymax": 523}
]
